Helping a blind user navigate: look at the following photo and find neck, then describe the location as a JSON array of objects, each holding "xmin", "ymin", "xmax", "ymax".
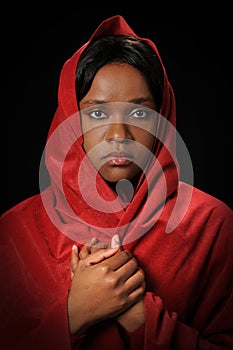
[{"xmin": 106, "ymin": 173, "xmax": 142, "ymax": 203}]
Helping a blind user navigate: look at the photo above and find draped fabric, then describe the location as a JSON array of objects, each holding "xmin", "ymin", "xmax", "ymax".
[
  {"xmin": 41, "ymin": 14, "xmax": 179, "ymax": 247},
  {"xmin": 1, "ymin": 15, "xmax": 233, "ymax": 350}
]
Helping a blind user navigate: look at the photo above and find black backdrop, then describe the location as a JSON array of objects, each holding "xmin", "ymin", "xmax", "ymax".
[{"xmin": 2, "ymin": 5, "xmax": 233, "ymax": 215}]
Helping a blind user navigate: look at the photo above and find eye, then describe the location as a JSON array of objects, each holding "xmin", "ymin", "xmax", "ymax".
[
  {"xmin": 130, "ymin": 109, "xmax": 149, "ymax": 119},
  {"xmin": 89, "ymin": 110, "xmax": 108, "ymax": 119}
]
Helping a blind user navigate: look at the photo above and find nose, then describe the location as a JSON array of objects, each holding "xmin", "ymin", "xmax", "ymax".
[{"xmin": 104, "ymin": 122, "xmax": 133, "ymax": 142}]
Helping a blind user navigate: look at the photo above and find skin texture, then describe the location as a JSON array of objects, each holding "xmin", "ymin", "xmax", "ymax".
[
  {"xmin": 68, "ymin": 240, "xmax": 145, "ymax": 335},
  {"xmin": 69, "ymin": 238, "xmax": 145, "ymax": 335},
  {"xmin": 68, "ymin": 63, "xmax": 157, "ymax": 335},
  {"xmin": 80, "ymin": 63, "xmax": 157, "ymax": 183}
]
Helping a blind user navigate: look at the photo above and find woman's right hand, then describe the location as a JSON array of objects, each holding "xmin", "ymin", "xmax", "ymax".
[{"xmin": 68, "ymin": 243, "xmax": 145, "ymax": 335}]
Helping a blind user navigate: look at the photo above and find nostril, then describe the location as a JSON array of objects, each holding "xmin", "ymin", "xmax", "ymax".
[{"xmin": 106, "ymin": 138, "xmax": 132, "ymax": 144}]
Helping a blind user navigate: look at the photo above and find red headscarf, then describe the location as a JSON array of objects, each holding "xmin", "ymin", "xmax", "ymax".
[{"xmin": 41, "ymin": 15, "xmax": 187, "ymax": 247}]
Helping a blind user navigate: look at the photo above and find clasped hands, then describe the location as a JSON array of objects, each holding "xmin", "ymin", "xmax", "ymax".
[{"xmin": 68, "ymin": 235, "xmax": 145, "ymax": 336}]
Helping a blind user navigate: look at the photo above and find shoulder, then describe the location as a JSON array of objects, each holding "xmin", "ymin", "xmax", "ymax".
[
  {"xmin": 0, "ymin": 194, "xmax": 43, "ymax": 237},
  {"xmin": 177, "ymin": 182, "xmax": 233, "ymax": 264},
  {"xmin": 179, "ymin": 181, "xmax": 232, "ymax": 218},
  {"xmin": 176, "ymin": 182, "xmax": 233, "ymax": 247},
  {"xmin": 1, "ymin": 193, "xmax": 42, "ymax": 217}
]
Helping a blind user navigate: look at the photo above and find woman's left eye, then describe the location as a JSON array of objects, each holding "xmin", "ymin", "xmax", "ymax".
[
  {"xmin": 130, "ymin": 109, "xmax": 148, "ymax": 119},
  {"xmin": 89, "ymin": 110, "xmax": 107, "ymax": 119}
]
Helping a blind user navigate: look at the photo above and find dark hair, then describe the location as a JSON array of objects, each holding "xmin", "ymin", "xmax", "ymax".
[{"xmin": 76, "ymin": 35, "xmax": 164, "ymax": 110}]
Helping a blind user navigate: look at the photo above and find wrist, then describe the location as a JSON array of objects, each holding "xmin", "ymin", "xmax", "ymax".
[{"xmin": 67, "ymin": 292, "xmax": 89, "ymax": 336}]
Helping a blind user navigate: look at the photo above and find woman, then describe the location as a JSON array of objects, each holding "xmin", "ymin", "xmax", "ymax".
[{"xmin": 1, "ymin": 15, "xmax": 232, "ymax": 350}]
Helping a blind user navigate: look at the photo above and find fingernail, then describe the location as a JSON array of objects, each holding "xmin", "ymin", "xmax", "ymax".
[
  {"xmin": 111, "ymin": 234, "xmax": 120, "ymax": 248},
  {"xmin": 72, "ymin": 244, "xmax": 77, "ymax": 251}
]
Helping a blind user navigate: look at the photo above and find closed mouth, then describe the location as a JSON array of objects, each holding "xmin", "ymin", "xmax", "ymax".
[{"xmin": 103, "ymin": 151, "xmax": 134, "ymax": 166}]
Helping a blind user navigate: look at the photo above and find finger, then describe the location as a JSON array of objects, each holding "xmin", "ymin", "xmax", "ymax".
[
  {"xmin": 71, "ymin": 245, "xmax": 79, "ymax": 279},
  {"xmin": 98, "ymin": 249, "xmax": 132, "ymax": 271},
  {"xmin": 85, "ymin": 237, "xmax": 99, "ymax": 247},
  {"xmin": 124, "ymin": 268, "xmax": 145, "ymax": 294},
  {"xmin": 86, "ymin": 246, "xmax": 120, "ymax": 266},
  {"xmin": 116, "ymin": 257, "xmax": 139, "ymax": 282},
  {"xmin": 127, "ymin": 283, "xmax": 145, "ymax": 305},
  {"xmin": 79, "ymin": 237, "xmax": 99, "ymax": 259},
  {"xmin": 90, "ymin": 241, "xmax": 109, "ymax": 254}
]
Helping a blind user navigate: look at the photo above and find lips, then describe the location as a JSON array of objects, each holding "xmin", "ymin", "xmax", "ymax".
[{"xmin": 103, "ymin": 151, "xmax": 134, "ymax": 166}]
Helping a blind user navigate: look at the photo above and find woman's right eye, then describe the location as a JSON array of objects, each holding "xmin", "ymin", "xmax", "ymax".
[{"xmin": 89, "ymin": 110, "xmax": 108, "ymax": 119}]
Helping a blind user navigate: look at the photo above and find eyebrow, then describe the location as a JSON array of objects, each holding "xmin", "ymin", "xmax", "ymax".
[{"xmin": 81, "ymin": 97, "xmax": 154, "ymax": 106}]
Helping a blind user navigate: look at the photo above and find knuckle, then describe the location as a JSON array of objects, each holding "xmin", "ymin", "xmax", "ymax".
[
  {"xmin": 114, "ymin": 287, "xmax": 125, "ymax": 299},
  {"xmin": 106, "ymin": 275, "xmax": 118, "ymax": 288},
  {"xmin": 98, "ymin": 264, "xmax": 110, "ymax": 274},
  {"xmin": 118, "ymin": 296, "xmax": 128, "ymax": 309}
]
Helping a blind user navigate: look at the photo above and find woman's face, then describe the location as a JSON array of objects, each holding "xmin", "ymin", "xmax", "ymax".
[{"xmin": 79, "ymin": 63, "xmax": 157, "ymax": 183}]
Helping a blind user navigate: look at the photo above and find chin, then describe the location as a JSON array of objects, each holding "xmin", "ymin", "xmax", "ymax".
[{"xmin": 99, "ymin": 166, "xmax": 141, "ymax": 183}]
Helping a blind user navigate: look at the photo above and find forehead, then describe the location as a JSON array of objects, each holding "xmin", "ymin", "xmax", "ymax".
[{"xmin": 81, "ymin": 63, "xmax": 153, "ymax": 103}]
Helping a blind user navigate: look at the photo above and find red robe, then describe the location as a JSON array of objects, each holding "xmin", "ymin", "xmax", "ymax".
[{"xmin": 1, "ymin": 15, "xmax": 233, "ymax": 350}]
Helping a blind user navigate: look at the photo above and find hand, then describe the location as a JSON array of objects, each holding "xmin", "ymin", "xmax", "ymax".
[
  {"xmin": 68, "ymin": 238, "xmax": 144, "ymax": 335},
  {"xmin": 70, "ymin": 236, "xmax": 145, "ymax": 333}
]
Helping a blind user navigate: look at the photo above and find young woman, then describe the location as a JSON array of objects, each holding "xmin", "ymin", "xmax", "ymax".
[{"xmin": 1, "ymin": 15, "xmax": 232, "ymax": 350}]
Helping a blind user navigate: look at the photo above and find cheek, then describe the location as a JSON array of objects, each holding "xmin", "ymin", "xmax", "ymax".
[
  {"xmin": 135, "ymin": 131, "xmax": 155, "ymax": 151},
  {"xmin": 81, "ymin": 116, "xmax": 103, "ymax": 153},
  {"xmin": 82, "ymin": 133, "xmax": 91, "ymax": 153},
  {"xmin": 82, "ymin": 130, "xmax": 102, "ymax": 153}
]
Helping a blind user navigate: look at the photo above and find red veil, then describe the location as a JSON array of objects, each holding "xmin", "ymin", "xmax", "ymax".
[
  {"xmin": 1, "ymin": 15, "xmax": 232, "ymax": 350},
  {"xmin": 41, "ymin": 15, "xmax": 181, "ymax": 247}
]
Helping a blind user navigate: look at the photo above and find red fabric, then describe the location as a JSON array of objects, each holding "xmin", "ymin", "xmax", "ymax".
[
  {"xmin": 1, "ymin": 15, "xmax": 233, "ymax": 350},
  {"xmin": 41, "ymin": 14, "xmax": 179, "ymax": 247}
]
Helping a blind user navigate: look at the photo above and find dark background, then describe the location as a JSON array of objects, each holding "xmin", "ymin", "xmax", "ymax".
[{"xmin": 2, "ymin": 5, "xmax": 233, "ymax": 215}]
